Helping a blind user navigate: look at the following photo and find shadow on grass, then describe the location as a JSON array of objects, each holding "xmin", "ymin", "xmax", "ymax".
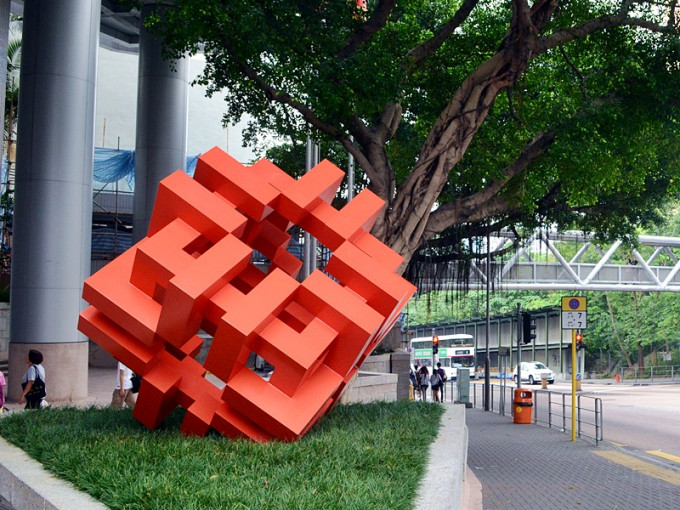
[{"xmin": 0, "ymin": 400, "xmax": 445, "ymax": 510}]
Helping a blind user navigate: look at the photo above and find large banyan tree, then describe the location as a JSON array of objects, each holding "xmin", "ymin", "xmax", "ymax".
[{"xmin": 146, "ymin": 0, "xmax": 680, "ymax": 282}]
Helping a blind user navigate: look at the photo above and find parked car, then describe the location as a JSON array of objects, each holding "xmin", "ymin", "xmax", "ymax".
[{"xmin": 513, "ymin": 361, "xmax": 555, "ymax": 385}]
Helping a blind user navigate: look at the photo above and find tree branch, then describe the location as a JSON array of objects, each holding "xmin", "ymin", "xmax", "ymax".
[
  {"xmin": 534, "ymin": 1, "xmax": 673, "ymax": 56},
  {"xmin": 405, "ymin": 0, "xmax": 480, "ymax": 66},
  {"xmin": 559, "ymin": 46, "xmax": 588, "ymax": 104},
  {"xmin": 337, "ymin": 0, "xmax": 396, "ymax": 60},
  {"xmin": 374, "ymin": 102, "xmax": 403, "ymax": 143},
  {"xmin": 425, "ymin": 128, "xmax": 556, "ymax": 235}
]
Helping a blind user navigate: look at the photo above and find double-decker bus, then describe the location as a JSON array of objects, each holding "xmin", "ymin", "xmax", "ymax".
[{"xmin": 409, "ymin": 333, "xmax": 476, "ymax": 379}]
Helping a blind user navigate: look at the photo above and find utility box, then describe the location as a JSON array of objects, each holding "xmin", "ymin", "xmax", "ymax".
[{"xmin": 456, "ymin": 368, "xmax": 472, "ymax": 408}]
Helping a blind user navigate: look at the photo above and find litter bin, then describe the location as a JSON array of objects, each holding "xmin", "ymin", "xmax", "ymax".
[{"xmin": 513, "ymin": 388, "xmax": 533, "ymax": 424}]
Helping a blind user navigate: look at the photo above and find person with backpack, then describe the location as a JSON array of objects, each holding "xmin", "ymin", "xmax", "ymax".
[
  {"xmin": 111, "ymin": 361, "xmax": 136, "ymax": 409},
  {"xmin": 430, "ymin": 368, "xmax": 443, "ymax": 403},
  {"xmin": 19, "ymin": 349, "xmax": 46, "ymax": 409},
  {"xmin": 436, "ymin": 362, "xmax": 448, "ymax": 402},
  {"xmin": 418, "ymin": 366, "xmax": 430, "ymax": 402}
]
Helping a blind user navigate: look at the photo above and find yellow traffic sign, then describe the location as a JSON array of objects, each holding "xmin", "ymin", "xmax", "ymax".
[{"xmin": 561, "ymin": 296, "xmax": 587, "ymax": 312}]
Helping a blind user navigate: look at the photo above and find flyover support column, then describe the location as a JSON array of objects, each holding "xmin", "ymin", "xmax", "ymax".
[
  {"xmin": 133, "ymin": 3, "xmax": 189, "ymax": 242},
  {"xmin": 0, "ymin": 0, "xmax": 9, "ymax": 156},
  {"xmin": 8, "ymin": 1, "xmax": 101, "ymax": 402}
]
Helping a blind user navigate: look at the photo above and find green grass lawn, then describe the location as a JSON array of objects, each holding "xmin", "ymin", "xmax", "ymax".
[{"xmin": 0, "ymin": 400, "xmax": 444, "ymax": 510}]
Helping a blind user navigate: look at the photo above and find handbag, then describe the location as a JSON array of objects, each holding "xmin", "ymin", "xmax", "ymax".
[{"xmin": 130, "ymin": 372, "xmax": 142, "ymax": 393}]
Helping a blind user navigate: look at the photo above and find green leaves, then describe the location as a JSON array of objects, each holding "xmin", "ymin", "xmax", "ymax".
[{"xmin": 150, "ymin": 0, "xmax": 680, "ymax": 273}]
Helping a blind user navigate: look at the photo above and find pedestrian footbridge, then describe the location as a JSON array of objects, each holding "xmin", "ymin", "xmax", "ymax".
[{"xmin": 433, "ymin": 231, "xmax": 680, "ymax": 293}]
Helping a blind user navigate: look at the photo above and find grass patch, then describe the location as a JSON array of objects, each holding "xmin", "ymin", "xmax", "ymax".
[{"xmin": 0, "ymin": 400, "xmax": 444, "ymax": 509}]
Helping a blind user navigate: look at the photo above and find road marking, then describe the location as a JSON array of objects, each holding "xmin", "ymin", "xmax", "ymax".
[
  {"xmin": 646, "ymin": 451, "xmax": 680, "ymax": 464},
  {"xmin": 610, "ymin": 441, "xmax": 627, "ymax": 447},
  {"xmin": 593, "ymin": 451, "xmax": 680, "ymax": 486}
]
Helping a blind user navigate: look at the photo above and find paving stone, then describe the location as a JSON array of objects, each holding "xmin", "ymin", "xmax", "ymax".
[{"xmin": 466, "ymin": 408, "xmax": 680, "ymax": 509}]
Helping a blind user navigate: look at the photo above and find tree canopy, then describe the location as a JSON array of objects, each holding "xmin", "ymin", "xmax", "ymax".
[{"xmin": 146, "ymin": 0, "xmax": 680, "ymax": 278}]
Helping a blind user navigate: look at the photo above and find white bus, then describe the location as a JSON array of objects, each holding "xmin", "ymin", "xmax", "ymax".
[{"xmin": 409, "ymin": 333, "xmax": 476, "ymax": 380}]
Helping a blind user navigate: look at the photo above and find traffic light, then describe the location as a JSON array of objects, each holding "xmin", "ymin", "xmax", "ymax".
[
  {"xmin": 576, "ymin": 332, "xmax": 584, "ymax": 350},
  {"xmin": 522, "ymin": 312, "xmax": 536, "ymax": 344},
  {"xmin": 432, "ymin": 336, "xmax": 439, "ymax": 354}
]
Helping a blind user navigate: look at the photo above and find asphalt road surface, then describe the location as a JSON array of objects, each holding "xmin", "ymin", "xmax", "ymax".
[{"xmin": 578, "ymin": 382, "xmax": 680, "ymax": 457}]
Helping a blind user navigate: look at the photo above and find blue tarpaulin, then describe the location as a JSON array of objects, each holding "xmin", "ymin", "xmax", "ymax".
[{"xmin": 94, "ymin": 148, "xmax": 199, "ymax": 187}]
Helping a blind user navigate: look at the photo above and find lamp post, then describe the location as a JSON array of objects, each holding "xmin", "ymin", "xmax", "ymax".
[{"xmin": 484, "ymin": 230, "xmax": 491, "ymax": 411}]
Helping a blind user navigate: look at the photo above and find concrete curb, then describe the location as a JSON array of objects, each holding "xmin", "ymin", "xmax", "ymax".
[
  {"xmin": 0, "ymin": 435, "xmax": 107, "ymax": 510},
  {"xmin": 413, "ymin": 403, "xmax": 478, "ymax": 510}
]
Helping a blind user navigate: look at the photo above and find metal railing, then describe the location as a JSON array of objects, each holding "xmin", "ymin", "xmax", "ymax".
[
  {"xmin": 451, "ymin": 382, "xmax": 603, "ymax": 445},
  {"xmin": 619, "ymin": 365, "xmax": 679, "ymax": 383}
]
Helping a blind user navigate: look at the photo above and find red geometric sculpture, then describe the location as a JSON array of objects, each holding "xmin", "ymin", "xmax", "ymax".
[{"xmin": 78, "ymin": 147, "xmax": 416, "ymax": 441}]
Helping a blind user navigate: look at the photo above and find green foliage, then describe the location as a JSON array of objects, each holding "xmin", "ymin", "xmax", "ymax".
[
  {"xmin": 0, "ymin": 402, "xmax": 444, "ymax": 510},
  {"xmin": 406, "ymin": 289, "xmax": 562, "ymax": 325},
  {"xmin": 147, "ymin": 1, "xmax": 680, "ymax": 274},
  {"xmin": 408, "ymin": 286, "xmax": 680, "ymax": 370}
]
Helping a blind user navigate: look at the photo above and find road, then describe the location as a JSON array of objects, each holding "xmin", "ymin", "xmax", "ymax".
[{"xmin": 578, "ymin": 382, "xmax": 680, "ymax": 457}]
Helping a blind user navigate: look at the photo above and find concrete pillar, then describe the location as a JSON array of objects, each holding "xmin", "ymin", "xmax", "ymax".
[
  {"xmin": 0, "ymin": 0, "xmax": 10, "ymax": 162},
  {"xmin": 133, "ymin": 3, "xmax": 189, "ymax": 242},
  {"xmin": 8, "ymin": 1, "xmax": 101, "ymax": 402},
  {"xmin": 391, "ymin": 350, "xmax": 412, "ymax": 400}
]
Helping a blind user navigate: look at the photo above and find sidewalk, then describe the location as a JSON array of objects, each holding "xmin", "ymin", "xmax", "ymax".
[{"xmin": 466, "ymin": 407, "xmax": 680, "ymax": 509}]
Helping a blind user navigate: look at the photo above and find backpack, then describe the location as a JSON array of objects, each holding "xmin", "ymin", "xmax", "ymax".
[
  {"xmin": 25, "ymin": 365, "xmax": 46, "ymax": 401},
  {"xmin": 130, "ymin": 372, "xmax": 142, "ymax": 393}
]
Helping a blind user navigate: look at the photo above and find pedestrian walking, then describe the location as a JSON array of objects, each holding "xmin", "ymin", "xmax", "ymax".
[
  {"xmin": 436, "ymin": 362, "xmax": 448, "ymax": 402},
  {"xmin": 111, "ymin": 361, "xmax": 136, "ymax": 409},
  {"xmin": 0, "ymin": 369, "xmax": 6, "ymax": 412},
  {"xmin": 19, "ymin": 349, "xmax": 46, "ymax": 409},
  {"xmin": 430, "ymin": 369, "xmax": 443, "ymax": 403},
  {"xmin": 418, "ymin": 366, "xmax": 430, "ymax": 402},
  {"xmin": 409, "ymin": 364, "xmax": 418, "ymax": 401}
]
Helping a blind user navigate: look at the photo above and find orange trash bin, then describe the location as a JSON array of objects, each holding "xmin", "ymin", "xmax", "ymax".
[{"xmin": 513, "ymin": 388, "xmax": 533, "ymax": 424}]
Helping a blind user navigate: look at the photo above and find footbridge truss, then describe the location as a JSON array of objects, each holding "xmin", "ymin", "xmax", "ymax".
[{"xmin": 436, "ymin": 231, "xmax": 680, "ymax": 293}]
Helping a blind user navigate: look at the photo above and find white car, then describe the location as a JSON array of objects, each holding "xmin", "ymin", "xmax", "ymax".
[{"xmin": 513, "ymin": 361, "xmax": 555, "ymax": 385}]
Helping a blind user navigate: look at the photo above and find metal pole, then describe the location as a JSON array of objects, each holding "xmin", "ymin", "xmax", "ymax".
[
  {"xmin": 303, "ymin": 138, "xmax": 314, "ymax": 278},
  {"xmin": 517, "ymin": 303, "xmax": 522, "ymax": 388},
  {"xmin": 484, "ymin": 231, "xmax": 491, "ymax": 411},
  {"xmin": 347, "ymin": 136, "xmax": 355, "ymax": 202},
  {"xmin": 311, "ymin": 143, "xmax": 320, "ymax": 269},
  {"xmin": 431, "ymin": 326, "xmax": 435, "ymax": 370},
  {"xmin": 571, "ymin": 328, "xmax": 577, "ymax": 441}
]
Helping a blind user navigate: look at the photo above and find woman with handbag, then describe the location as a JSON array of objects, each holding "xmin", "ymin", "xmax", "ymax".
[{"xmin": 19, "ymin": 349, "xmax": 46, "ymax": 409}]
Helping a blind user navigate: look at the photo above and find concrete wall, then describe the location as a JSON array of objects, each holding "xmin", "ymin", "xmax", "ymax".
[
  {"xmin": 341, "ymin": 371, "xmax": 398, "ymax": 404},
  {"xmin": 360, "ymin": 350, "xmax": 411, "ymax": 400}
]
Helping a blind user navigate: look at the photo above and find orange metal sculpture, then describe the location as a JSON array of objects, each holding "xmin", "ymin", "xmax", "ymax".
[{"xmin": 79, "ymin": 147, "xmax": 416, "ymax": 441}]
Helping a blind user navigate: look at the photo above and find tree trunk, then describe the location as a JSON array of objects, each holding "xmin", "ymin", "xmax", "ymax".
[
  {"xmin": 632, "ymin": 292, "xmax": 644, "ymax": 369},
  {"xmin": 605, "ymin": 292, "xmax": 633, "ymax": 368}
]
